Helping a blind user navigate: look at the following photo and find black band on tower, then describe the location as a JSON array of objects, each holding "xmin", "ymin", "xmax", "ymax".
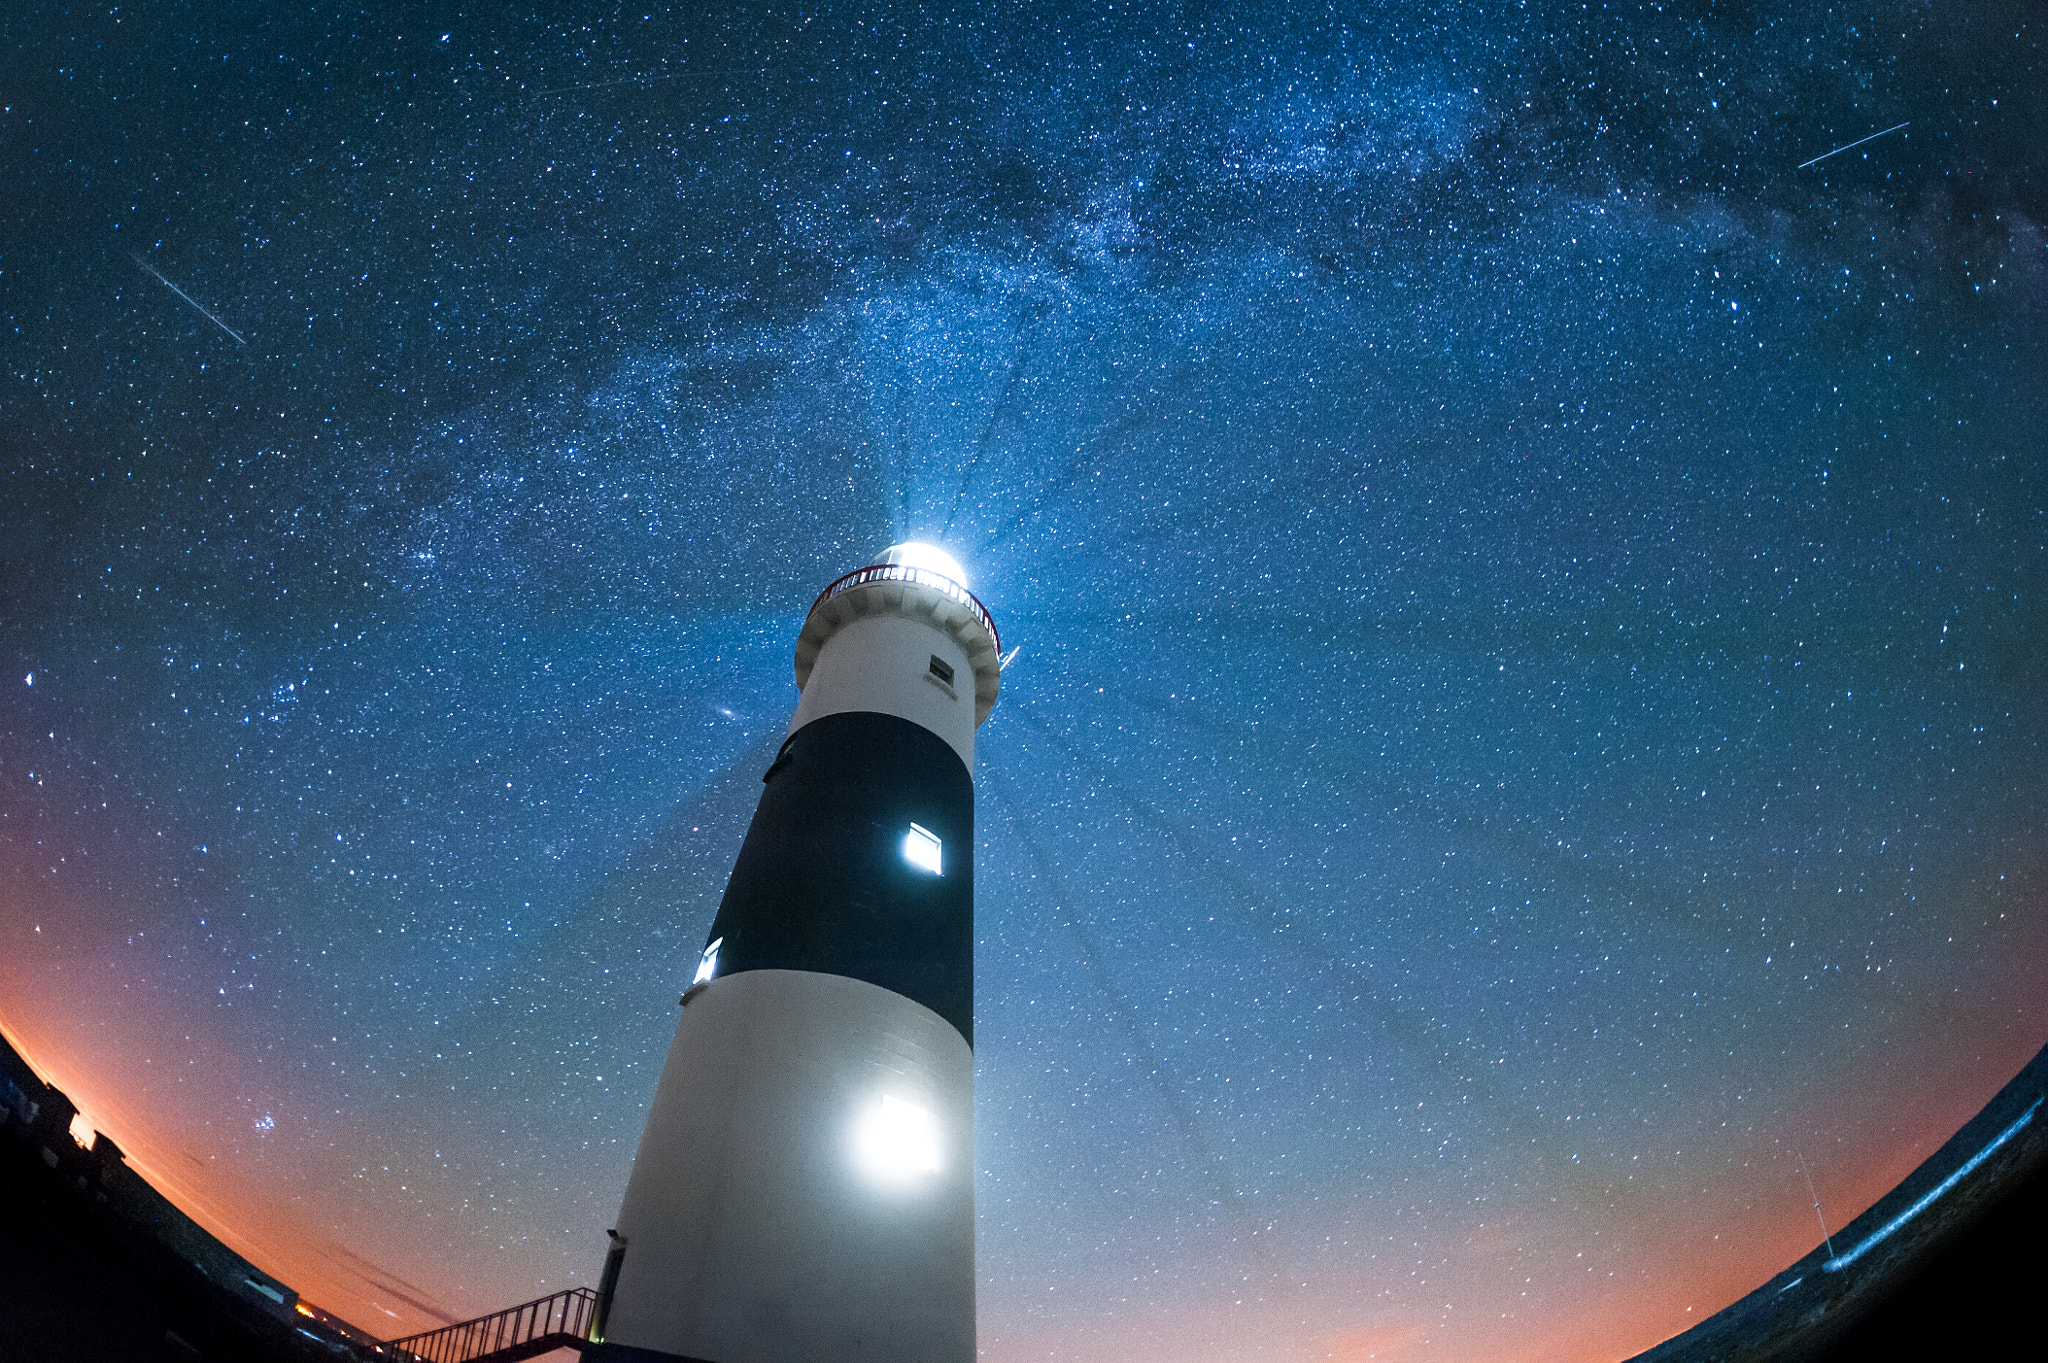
[{"xmin": 702, "ymin": 709, "xmax": 975, "ymax": 1044}]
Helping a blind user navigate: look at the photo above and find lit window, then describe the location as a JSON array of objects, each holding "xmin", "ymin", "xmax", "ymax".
[
  {"xmin": 852, "ymin": 1095, "xmax": 942, "ymax": 1181},
  {"xmin": 692, "ymin": 937, "xmax": 723, "ymax": 985},
  {"xmin": 903, "ymin": 823, "xmax": 942, "ymax": 875}
]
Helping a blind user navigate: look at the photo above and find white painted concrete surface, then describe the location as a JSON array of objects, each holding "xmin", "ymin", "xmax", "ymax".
[
  {"xmin": 788, "ymin": 611, "xmax": 979, "ymax": 770},
  {"xmin": 604, "ymin": 969, "xmax": 975, "ymax": 1363}
]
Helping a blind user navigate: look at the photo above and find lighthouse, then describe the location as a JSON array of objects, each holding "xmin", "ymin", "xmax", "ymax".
[{"xmin": 588, "ymin": 543, "xmax": 1000, "ymax": 1363}]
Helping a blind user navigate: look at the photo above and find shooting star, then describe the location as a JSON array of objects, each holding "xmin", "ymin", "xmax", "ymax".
[
  {"xmin": 1798, "ymin": 121, "xmax": 1909, "ymax": 170},
  {"xmin": 132, "ymin": 253, "xmax": 245, "ymax": 344},
  {"xmin": 998, "ymin": 645, "xmax": 1022, "ymax": 671}
]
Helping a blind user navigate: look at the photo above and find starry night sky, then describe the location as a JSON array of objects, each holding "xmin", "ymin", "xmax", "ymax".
[{"xmin": 2, "ymin": 2, "xmax": 2044, "ymax": 1357}]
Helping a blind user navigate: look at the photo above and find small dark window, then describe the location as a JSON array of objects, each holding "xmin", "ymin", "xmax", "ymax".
[{"xmin": 928, "ymin": 655, "xmax": 956, "ymax": 685}]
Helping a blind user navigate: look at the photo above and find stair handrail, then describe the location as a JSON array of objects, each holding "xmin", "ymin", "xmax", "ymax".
[{"xmin": 383, "ymin": 1285, "xmax": 598, "ymax": 1363}]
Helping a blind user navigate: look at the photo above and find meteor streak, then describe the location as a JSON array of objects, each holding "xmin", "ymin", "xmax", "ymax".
[
  {"xmin": 132, "ymin": 253, "xmax": 246, "ymax": 344},
  {"xmin": 1798, "ymin": 121, "xmax": 1909, "ymax": 170}
]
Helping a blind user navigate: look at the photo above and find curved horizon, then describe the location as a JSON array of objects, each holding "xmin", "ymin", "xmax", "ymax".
[{"xmin": 3, "ymin": 2, "xmax": 2044, "ymax": 1357}]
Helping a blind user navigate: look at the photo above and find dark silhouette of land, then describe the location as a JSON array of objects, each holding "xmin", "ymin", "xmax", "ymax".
[
  {"xmin": 0, "ymin": 1031, "xmax": 381, "ymax": 1362},
  {"xmin": 1632, "ymin": 1040, "xmax": 2048, "ymax": 1362}
]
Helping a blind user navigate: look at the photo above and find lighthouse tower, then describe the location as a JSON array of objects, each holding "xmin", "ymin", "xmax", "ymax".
[{"xmin": 589, "ymin": 543, "xmax": 1000, "ymax": 1363}]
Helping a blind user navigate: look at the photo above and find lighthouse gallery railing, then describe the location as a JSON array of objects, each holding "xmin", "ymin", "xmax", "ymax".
[{"xmin": 810, "ymin": 562, "xmax": 1000, "ymax": 655}]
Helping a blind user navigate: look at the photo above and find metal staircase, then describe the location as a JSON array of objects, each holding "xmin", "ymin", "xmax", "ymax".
[{"xmin": 384, "ymin": 1286, "xmax": 596, "ymax": 1363}]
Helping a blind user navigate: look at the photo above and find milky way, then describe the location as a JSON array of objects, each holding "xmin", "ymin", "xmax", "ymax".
[{"xmin": 2, "ymin": 3, "xmax": 2043, "ymax": 1357}]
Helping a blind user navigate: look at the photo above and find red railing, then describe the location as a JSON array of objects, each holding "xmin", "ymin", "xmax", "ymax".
[
  {"xmin": 810, "ymin": 562, "xmax": 1000, "ymax": 654},
  {"xmin": 385, "ymin": 1286, "xmax": 597, "ymax": 1363}
]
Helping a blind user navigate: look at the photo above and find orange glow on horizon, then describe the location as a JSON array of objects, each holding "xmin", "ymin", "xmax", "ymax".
[{"xmin": 5, "ymin": 877, "xmax": 2043, "ymax": 1360}]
